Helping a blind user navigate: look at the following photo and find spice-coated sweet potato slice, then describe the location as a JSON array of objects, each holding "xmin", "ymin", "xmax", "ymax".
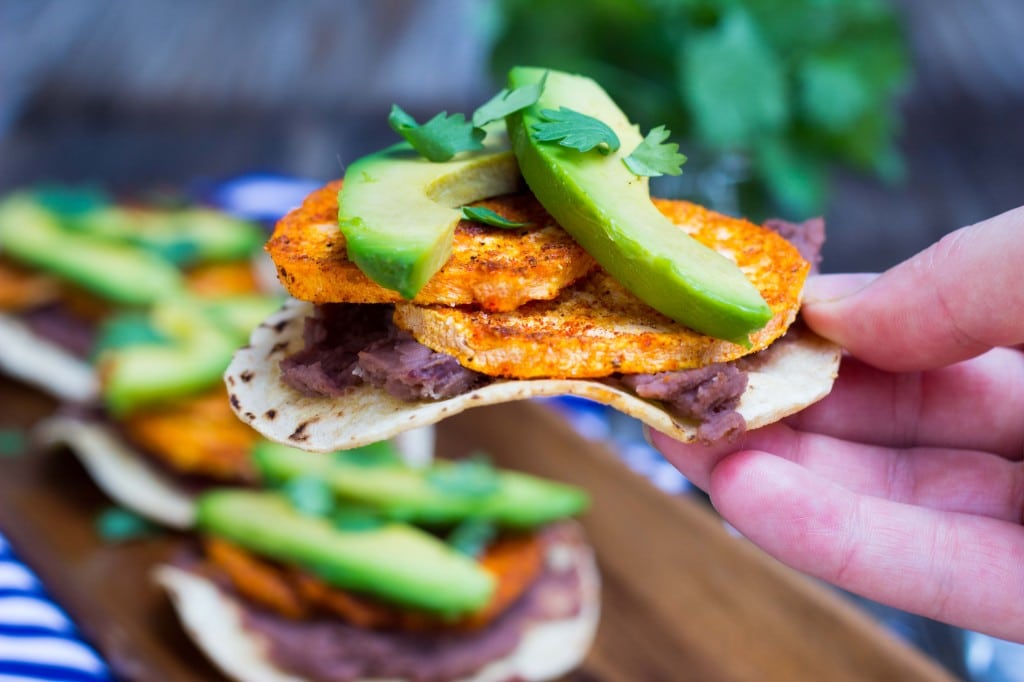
[
  {"xmin": 266, "ymin": 181, "xmax": 595, "ymax": 312},
  {"xmin": 395, "ymin": 199, "xmax": 809, "ymax": 378}
]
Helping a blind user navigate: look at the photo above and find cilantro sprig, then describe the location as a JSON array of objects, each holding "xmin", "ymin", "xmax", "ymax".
[
  {"xmin": 0, "ymin": 428, "xmax": 26, "ymax": 458},
  {"xmin": 388, "ymin": 73, "xmax": 687, "ymax": 189},
  {"xmin": 447, "ymin": 517, "xmax": 497, "ymax": 558},
  {"xmin": 390, "ymin": 79, "xmax": 545, "ymax": 163},
  {"xmin": 623, "ymin": 125, "xmax": 688, "ymax": 177},
  {"xmin": 91, "ymin": 312, "xmax": 170, "ymax": 361},
  {"xmin": 388, "ymin": 105, "xmax": 485, "ymax": 162},
  {"xmin": 333, "ymin": 505, "xmax": 386, "ymax": 532},
  {"xmin": 426, "ymin": 456, "xmax": 500, "ymax": 498},
  {"xmin": 531, "ymin": 107, "xmax": 620, "ymax": 154},
  {"xmin": 472, "ymin": 72, "xmax": 548, "ymax": 128},
  {"xmin": 96, "ymin": 506, "xmax": 159, "ymax": 543},
  {"xmin": 283, "ymin": 474, "xmax": 335, "ymax": 518}
]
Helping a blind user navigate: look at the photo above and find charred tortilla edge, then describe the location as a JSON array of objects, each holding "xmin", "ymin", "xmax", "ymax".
[
  {"xmin": 36, "ymin": 416, "xmax": 198, "ymax": 528},
  {"xmin": 0, "ymin": 313, "xmax": 98, "ymax": 402},
  {"xmin": 33, "ymin": 417, "xmax": 436, "ymax": 531}
]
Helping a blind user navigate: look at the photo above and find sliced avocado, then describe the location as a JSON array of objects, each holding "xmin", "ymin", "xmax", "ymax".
[
  {"xmin": 338, "ymin": 134, "xmax": 520, "ymax": 298},
  {"xmin": 0, "ymin": 194, "xmax": 184, "ymax": 305},
  {"xmin": 101, "ymin": 298, "xmax": 238, "ymax": 415},
  {"xmin": 67, "ymin": 205, "xmax": 263, "ymax": 266},
  {"xmin": 91, "ymin": 312, "xmax": 170, "ymax": 360},
  {"xmin": 506, "ymin": 67, "xmax": 773, "ymax": 344},
  {"xmin": 197, "ymin": 489, "xmax": 494, "ymax": 616},
  {"xmin": 253, "ymin": 441, "xmax": 589, "ymax": 528}
]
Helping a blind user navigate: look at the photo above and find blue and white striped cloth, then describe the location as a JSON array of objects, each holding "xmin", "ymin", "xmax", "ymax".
[{"xmin": 0, "ymin": 534, "xmax": 111, "ymax": 682}]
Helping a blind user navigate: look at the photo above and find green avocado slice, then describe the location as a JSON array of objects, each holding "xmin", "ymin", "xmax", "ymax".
[
  {"xmin": 100, "ymin": 298, "xmax": 239, "ymax": 415},
  {"xmin": 66, "ymin": 205, "xmax": 264, "ymax": 266},
  {"xmin": 337, "ymin": 135, "xmax": 520, "ymax": 299},
  {"xmin": 505, "ymin": 67, "xmax": 773, "ymax": 344},
  {"xmin": 197, "ymin": 489, "xmax": 494, "ymax": 616},
  {"xmin": 253, "ymin": 441, "xmax": 589, "ymax": 529},
  {"xmin": 0, "ymin": 194, "xmax": 184, "ymax": 305}
]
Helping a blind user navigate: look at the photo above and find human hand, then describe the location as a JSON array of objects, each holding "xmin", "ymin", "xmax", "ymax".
[{"xmin": 650, "ymin": 205, "xmax": 1024, "ymax": 641}]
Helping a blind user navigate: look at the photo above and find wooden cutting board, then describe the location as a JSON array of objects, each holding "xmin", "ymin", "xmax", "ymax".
[{"xmin": 0, "ymin": 376, "xmax": 954, "ymax": 682}]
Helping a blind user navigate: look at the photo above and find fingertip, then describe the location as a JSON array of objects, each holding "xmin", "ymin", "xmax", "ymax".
[
  {"xmin": 707, "ymin": 448, "xmax": 759, "ymax": 489},
  {"xmin": 640, "ymin": 423, "xmax": 662, "ymax": 451},
  {"xmin": 708, "ymin": 450, "xmax": 795, "ymax": 518},
  {"xmin": 803, "ymin": 216, "xmax": 1024, "ymax": 370},
  {"xmin": 797, "ymin": 275, "xmax": 867, "ymax": 360},
  {"xmin": 644, "ymin": 427, "xmax": 686, "ymax": 472},
  {"xmin": 802, "ymin": 273, "xmax": 878, "ymax": 306},
  {"xmin": 708, "ymin": 450, "xmax": 769, "ymax": 520},
  {"xmin": 799, "ymin": 273, "xmax": 879, "ymax": 349}
]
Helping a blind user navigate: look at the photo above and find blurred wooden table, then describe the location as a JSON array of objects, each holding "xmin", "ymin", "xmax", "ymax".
[{"xmin": 0, "ymin": 376, "xmax": 956, "ymax": 681}]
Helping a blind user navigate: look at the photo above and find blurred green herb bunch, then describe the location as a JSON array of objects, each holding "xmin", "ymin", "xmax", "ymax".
[{"xmin": 486, "ymin": 0, "xmax": 910, "ymax": 219}]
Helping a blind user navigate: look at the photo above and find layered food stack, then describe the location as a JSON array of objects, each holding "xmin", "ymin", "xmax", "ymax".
[
  {"xmin": 1, "ymin": 64, "xmax": 843, "ymax": 682},
  {"xmin": 0, "ymin": 189, "xmax": 293, "ymax": 525},
  {"xmin": 0, "ymin": 184, "xmax": 598, "ymax": 681},
  {"xmin": 157, "ymin": 441, "xmax": 598, "ymax": 682},
  {"xmin": 228, "ymin": 67, "xmax": 839, "ymax": 455},
  {"xmin": 211, "ymin": 67, "xmax": 841, "ymax": 681}
]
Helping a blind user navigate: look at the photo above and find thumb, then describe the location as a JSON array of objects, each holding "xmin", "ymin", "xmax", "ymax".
[
  {"xmin": 803, "ymin": 273, "xmax": 878, "ymax": 304},
  {"xmin": 801, "ymin": 205, "xmax": 1024, "ymax": 372}
]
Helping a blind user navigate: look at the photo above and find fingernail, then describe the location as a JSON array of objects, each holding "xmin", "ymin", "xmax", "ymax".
[
  {"xmin": 641, "ymin": 423, "xmax": 659, "ymax": 450},
  {"xmin": 803, "ymin": 273, "xmax": 877, "ymax": 305}
]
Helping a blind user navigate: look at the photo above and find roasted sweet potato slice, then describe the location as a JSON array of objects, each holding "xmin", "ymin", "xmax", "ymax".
[
  {"xmin": 266, "ymin": 181, "xmax": 595, "ymax": 312},
  {"xmin": 204, "ymin": 537, "xmax": 308, "ymax": 619},
  {"xmin": 121, "ymin": 387, "xmax": 259, "ymax": 482},
  {"xmin": 206, "ymin": 531, "xmax": 544, "ymax": 632},
  {"xmin": 395, "ymin": 198, "xmax": 810, "ymax": 378}
]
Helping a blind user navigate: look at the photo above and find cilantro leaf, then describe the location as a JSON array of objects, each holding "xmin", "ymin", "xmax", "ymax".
[
  {"xmin": 91, "ymin": 312, "xmax": 169, "ymax": 360},
  {"xmin": 623, "ymin": 125, "xmax": 688, "ymax": 177},
  {"xmin": 388, "ymin": 104, "xmax": 485, "ymax": 162},
  {"xmin": 461, "ymin": 206, "xmax": 532, "ymax": 229},
  {"xmin": 283, "ymin": 475, "xmax": 335, "ymax": 517},
  {"xmin": 471, "ymin": 73, "xmax": 547, "ymax": 128},
  {"xmin": 33, "ymin": 186, "xmax": 109, "ymax": 217},
  {"xmin": 531, "ymin": 107, "xmax": 620, "ymax": 154},
  {"xmin": 755, "ymin": 137, "xmax": 828, "ymax": 217},
  {"xmin": 96, "ymin": 506, "xmax": 158, "ymax": 542},
  {"xmin": 333, "ymin": 504, "xmax": 386, "ymax": 532},
  {"xmin": 142, "ymin": 237, "xmax": 201, "ymax": 266},
  {"xmin": 797, "ymin": 54, "xmax": 871, "ymax": 133},
  {"xmin": 426, "ymin": 456, "xmax": 500, "ymax": 498},
  {"xmin": 0, "ymin": 428, "xmax": 26, "ymax": 457},
  {"xmin": 447, "ymin": 518, "xmax": 497, "ymax": 558}
]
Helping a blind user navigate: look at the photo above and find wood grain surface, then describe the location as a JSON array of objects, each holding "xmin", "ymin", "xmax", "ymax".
[{"xmin": 0, "ymin": 376, "xmax": 955, "ymax": 681}]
